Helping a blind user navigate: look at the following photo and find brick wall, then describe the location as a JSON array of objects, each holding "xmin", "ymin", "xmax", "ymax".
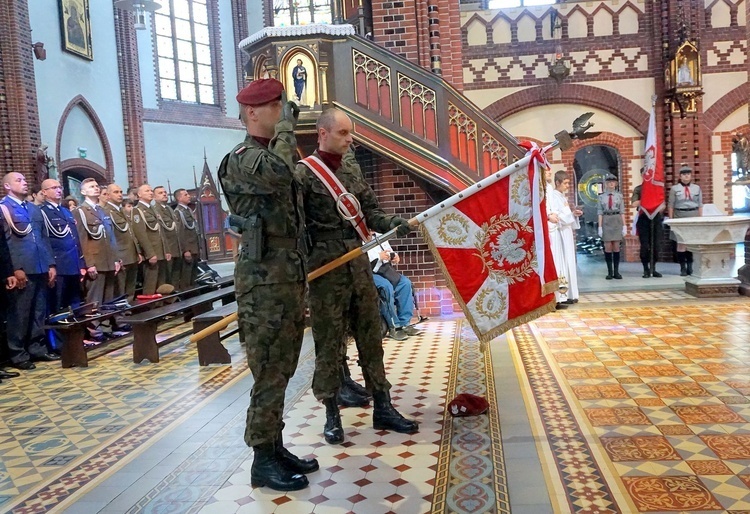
[
  {"xmin": 0, "ymin": 0, "xmax": 41, "ymax": 188},
  {"xmin": 361, "ymin": 148, "xmax": 456, "ymax": 316}
]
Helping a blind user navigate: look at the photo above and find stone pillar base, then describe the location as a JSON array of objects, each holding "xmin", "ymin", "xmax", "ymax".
[{"xmin": 685, "ymin": 281, "xmax": 739, "ymax": 298}]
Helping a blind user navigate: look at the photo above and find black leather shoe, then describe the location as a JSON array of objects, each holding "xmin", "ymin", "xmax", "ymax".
[
  {"xmin": 14, "ymin": 361, "xmax": 36, "ymax": 370},
  {"xmin": 613, "ymin": 273, "xmax": 623, "ymax": 279},
  {"xmin": 642, "ymin": 271, "xmax": 651, "ymax": 278},
  {"xmin": 555, "ymin": 303, "xmax": 568, "ymax": 310},
  {"xmin": 652, "ymin": 271, "xmax": 662, "ymax": 278},
  {"xmin": 373, "ymin": 391, "xmax": 419, "ymax": 434},
  {"xmin": 605, "ymin": 274, "xmax": 613, "ymax": 280},
  {"xmin": 563, "ymin": 299, "xmax": 575, "ymax": 305},
  {"xmin": 0, "ymin": 368, "xmax": 21, "ymax": 379},
  {"xmin": 323, "ymin": 397, "xmax": 345, "ymax": 444},
  {"xmin": 32, "ymin": 353, "xmax": 61, "ymax": 362},
  {"xmin": 251, "ymin": 444, "xmax": 308, "ymax": 491}
]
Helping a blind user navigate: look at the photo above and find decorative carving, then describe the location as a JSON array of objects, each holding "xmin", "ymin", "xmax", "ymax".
[
  {"xmin": 448, "ymin": 103, "xmax": 476, "ymax": 141},
  {"xmin": 481, "ymin": 131, "xmax": 508, "ymax": 173},
  {"xmin": 397, "ymin": 73, "xmax": 437, "ymax": 144},
  {"xmin": 448, "ymin": 103, "xmax": 478, "ymax": 171},
  {"xmin": 352, "ymin": 49, "xmax": 392, "ymax": 119}
]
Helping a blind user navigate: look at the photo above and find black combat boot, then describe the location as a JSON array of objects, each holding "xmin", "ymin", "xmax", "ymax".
[
  {"xmin": 372, "ymin": 391, "xmax": 419, "ymax": 434},
  {"xmin": 275, "ymin": 433, "xmax": 319, "ymax": 474},
  {"xmin": 651, "ymin": 268, "xmax": 662, "ymax": 278},
  {"xmin": 251, "ymin": 443, "xmax": 308, "ymax": 491},
  {"xmin": 604, "ymin": 252, "xmax": 613, "ymax": 280},
  {"xmin": 677, "ymin": 252, "xmax": 688, "ymax": 276},
  {"xmin": 686, "ymin": 252, "xmax": 694, "ymax": 275},
  {"xmin": 337, "ymin": 358, "xmax": 370, "ymax": 408},
  {"xmin": 641, "ymin": 260, "xmax": 651, "ymax": 278},
  {"xmin": 612, "ymin": 252, "xmax": 622, "ymax": 279},
  {"xmin": 323, "ymin": 397, "xmax": 345, "ymax": 444}
]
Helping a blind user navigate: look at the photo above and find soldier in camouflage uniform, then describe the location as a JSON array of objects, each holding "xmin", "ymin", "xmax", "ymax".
[
  {"xmin": 218, "ymin": 79, "xmax": 316, "ymax": 492},
  {"xmin": 295, "ymin": 108, "xmax": 418, "ymax": 445}
]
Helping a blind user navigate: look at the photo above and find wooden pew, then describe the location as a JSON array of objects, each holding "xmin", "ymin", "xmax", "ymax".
[
  {"xmin": 191, "ymin": 302, "xmax": 239, "ymax": 366},
  {"xmin": 128, "ymin": 285, "xmax": 236, "ymax": 363}
]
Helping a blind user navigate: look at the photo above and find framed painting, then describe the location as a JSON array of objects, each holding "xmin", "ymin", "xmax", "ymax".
[{"xmin": 59, "ymin": 0, "xmax": 93, "ymax": 60}]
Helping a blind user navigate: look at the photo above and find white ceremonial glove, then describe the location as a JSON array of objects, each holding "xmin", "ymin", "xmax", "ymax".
[
  {"xmin": 622, "ymin": 226, "xmax": 627, "ymax": 237},
  {"xmin": 597, "ymin": 227, "xmax": 603, "ymax": 238}
]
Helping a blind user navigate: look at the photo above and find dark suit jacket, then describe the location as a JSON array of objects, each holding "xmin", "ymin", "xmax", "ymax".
[
  {"xmin": 74, "ymin": 201, "xmax": 118, "ymax": 272},
  {"xmin": 41, "ymin": 201, "xmax": 86, "ymax": 275},
  {"xmin": 0, "ymin": 196, "xmax": 55, "ymax": 275}
]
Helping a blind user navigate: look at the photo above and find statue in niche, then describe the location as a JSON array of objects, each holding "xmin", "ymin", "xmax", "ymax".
[
  {"xmin": 676, "ymin": 57, "xmax": 693, "ymax": 86},
  {"xmin": 292, "ymin": 58, "xmax": 307, "ymax": 103},
  {"xmin": 732, "ymin": 132, "xmax": 750, "ymax": 179},
  {"xmin": 36, "ymin": 145, "xmax": 53, "ymax": 184}
]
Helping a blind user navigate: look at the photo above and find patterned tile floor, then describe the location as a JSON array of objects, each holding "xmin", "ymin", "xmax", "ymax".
[{"xmin": 2, "ymin": 289, "xmax": 750, "ymax": 513}]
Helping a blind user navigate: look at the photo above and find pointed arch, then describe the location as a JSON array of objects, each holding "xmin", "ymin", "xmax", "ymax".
[{"xmin": 55, "ymin": 95, "xmax": 114, "ymax": 182}]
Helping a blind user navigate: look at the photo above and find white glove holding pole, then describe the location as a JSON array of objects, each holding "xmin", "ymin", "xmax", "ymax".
[
  {"xmin": 597, "ymin": 227, "xmax": 603, "ymax": 238},
  {"xmin": 622, "ymin": 226, "xmax": 627, "ymax": 237}
]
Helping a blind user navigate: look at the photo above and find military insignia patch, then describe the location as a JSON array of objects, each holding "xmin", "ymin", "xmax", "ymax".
[
  {"xmin": 235, "ymin": 146, "xmax": 247, "ymax": 155},
  {"xmin": 134, "ymin": 214, "xmax": 141, "ymax": 223}
]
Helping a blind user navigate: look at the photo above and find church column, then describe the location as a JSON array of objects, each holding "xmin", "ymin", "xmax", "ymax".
[
  {"xmin": 113, "ymin": 8, "xmax": 148, "ymax": 187},
  {"xmin": 0, "ymin": 0, "xmax": 41, "ymax": 186}
]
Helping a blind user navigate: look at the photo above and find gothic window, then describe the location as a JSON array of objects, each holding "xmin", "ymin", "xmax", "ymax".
[
  {"xmin": 154, "ymin": 0, "xmax": 216, "ymax": 104},
  {"xmin": 272, "ymin": 0, "xmax": 333, "ymax": 27}
]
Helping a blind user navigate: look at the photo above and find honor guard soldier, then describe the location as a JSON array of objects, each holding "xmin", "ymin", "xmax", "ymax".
[
  {"xmin": 1, "ymin": 172, "xmax": 58, "ymax": 369},
  {"xmin": 75, "ymin": 178, "xmax": 121, "ymax": 306},
  {"xmin": 668, "ymin": 165, "xmax": 703, "ymax": 275},
  {"xmin": 174, "ymin": 188, "xmax": 200, "ymax": 290},
  {"xmin": 631, "ymin": 166, "xmax": 664, "ymax": 278},
  {"xmin": 295, "ymin": 108, "xmax": 418, "ymax": 447},
  {"xmin": 39, "ymin": 179, "xmax": 87, "ymax": 313},
  {"xmin": 597, "ymin": 174, "xmax": 627, "ymax": 280},
  {"xmin": 153, "ymin": 186, "xmax": 181, "ymax": 287},
  {"xmin": 105, "ymin": 184, "xmax": 141, "ymax": 301},
  {"xmin": 218, "ymin": 78, "xmax": 317, "ymax": 492},
  {"xmin": 132, "ymin": 184, "xmax": 166, "ymax": 295}
]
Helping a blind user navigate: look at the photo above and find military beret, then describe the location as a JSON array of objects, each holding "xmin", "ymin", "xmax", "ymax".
[
  {"xmin": 604, "ymin": 173, "xmax": 618, "ymax": 181},
  {"xmin": 447, "ymin": 393, "xmax": 489, "ymax": 417},
  {"xmin": 679, "ymin": 165, "xmax": 693, "ymax": 174},
  {"xmin": 156, "ymin": 284, "xmax": 175, "ymax": 295},
  {"xmin": 236, "ymin": 79, "xmax": 284, "ymax": 106}
]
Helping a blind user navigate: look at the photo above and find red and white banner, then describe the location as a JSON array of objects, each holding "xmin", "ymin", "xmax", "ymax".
[
  {"xmin": 640, "ymin": 105, "xmax": 665, "ymax": 219},
  {"xmin": 420, "ymin": 146, "xmax": 558, "ymax": 344}
]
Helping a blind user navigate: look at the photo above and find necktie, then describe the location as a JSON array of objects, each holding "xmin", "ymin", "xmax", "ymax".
[
  {"xmin": 21, "ymin": 201, "xmax": 28, "ymax": 211},
  {"xmin": 684, "ymin": 186, "xmax": 691, "ymax": 200},
  {"xmin": 608, "ymin": 194, "xmax": 613, "ymax": 209}
]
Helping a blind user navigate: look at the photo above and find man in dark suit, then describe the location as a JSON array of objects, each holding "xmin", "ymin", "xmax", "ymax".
[
  {"xmin": 74, "ymin": 178, "xmax": 120, "ymax": 306},
  {"xmin": 0, "ymin": 217, "xmax": 21, "ymax": 381},
  {"xmin": 173, "ymin": 188, "xmax": 200, "ymax": 290},
  {"xmin": 1, "ymin": 172, "xmax": 58, "ymax": 370},
  {"xmin": 104, "ymin": 184, "xmax": 141, "ymax": 301},
  {"xmin": 40, "ymin": 178, "xmax": 88, "ymax": 313}
]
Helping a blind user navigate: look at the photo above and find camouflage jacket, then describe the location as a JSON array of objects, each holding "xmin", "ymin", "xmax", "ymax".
[
  {"xmin": 294, "ymin": 150, "xmax": 396, "ymax": 272},
  {"xmin": 218, "ymin": 120, "xmax": 305, "ymax": 294}
]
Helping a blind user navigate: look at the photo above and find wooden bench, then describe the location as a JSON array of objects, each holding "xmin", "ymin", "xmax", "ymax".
[
  {"xmin": 46, "ymin": 279, "xmax": 234, "ymax": 368},
  {"xmin": 129, "ymin": 285, "xmax": 236, "ymax": 364},
  {"xmin": 191, "ymin": 302, "xmax": 240, "ymax": 366}
]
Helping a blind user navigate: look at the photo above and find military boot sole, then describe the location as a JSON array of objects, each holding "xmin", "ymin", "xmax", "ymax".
[{"xmin": 251, "ymin": 473, "xmax": 309, "ymax": 491}]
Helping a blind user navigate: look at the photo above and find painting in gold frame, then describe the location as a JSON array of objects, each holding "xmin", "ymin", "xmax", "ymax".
[{"xmin": 59, "ymin": 0, "xmax": 93, "ymax": 60}]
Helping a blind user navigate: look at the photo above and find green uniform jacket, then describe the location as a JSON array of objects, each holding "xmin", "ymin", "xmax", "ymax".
[
  {"xmin": 154, "ymin": 202, "xmax": 181, "ymax": 256},
  {"xmin": 74, "ymin": 202, "xmax": 118, "ymax": 272},
  {"xmin": 294, "ymin": 150, "xmax": 396, "ymax": 272},
  {"xmin": 175, "ymin": 204, "xmax": 200, "ymax": 256},
  {"xmin": 103, "ymin": 202, "xmax": 141, "ymax": 266},
  {"xmin": 218, "ymin": 119, "xmax": 305, "ymax": 294},
  {"xmin": 132, "ymin": 202, "xmax": 165, "ymax": 261}
]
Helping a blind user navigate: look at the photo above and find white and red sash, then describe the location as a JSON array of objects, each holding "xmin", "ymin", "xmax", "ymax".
[{"xmin": 300, "ymin": 155, "xmax": 370, "ymax": 242}]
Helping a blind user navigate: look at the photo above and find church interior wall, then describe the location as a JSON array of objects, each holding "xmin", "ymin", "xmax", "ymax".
[
  {"xmin": 29, "ymin": 0, "xmax": 129, "ymax": 186},
  {"xmin": 702, "ymin": 72, "xmax": 748, "ymax": 111},
  {"xmin": 59, "ymin": 106, "xmax": 106, "ymax": 166}
]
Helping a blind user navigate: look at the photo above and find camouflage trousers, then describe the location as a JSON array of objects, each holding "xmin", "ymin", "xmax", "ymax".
[
  {"xmin": 309, "ymin": 261, "xmax": 391, "ymax": 400},
  {"xmin": 238, "ymin": 281, "xmax": 306, "ymax": 447}
]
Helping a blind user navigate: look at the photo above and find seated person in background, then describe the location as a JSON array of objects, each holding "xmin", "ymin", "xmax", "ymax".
[{"xmin": 366, "ymin": 234, "xmax": 419, "ymax": 340}]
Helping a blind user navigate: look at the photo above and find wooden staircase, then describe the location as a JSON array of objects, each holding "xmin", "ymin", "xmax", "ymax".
[{"xmin": 240, "ymin": 25, "xmax": 525, "ymax": 193}]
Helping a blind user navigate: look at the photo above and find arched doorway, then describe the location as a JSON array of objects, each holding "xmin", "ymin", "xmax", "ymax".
[
  {"xmin": 59, "ymin": 158, "xmax": 109, "ymax": 200},
  {"xmin": 572, "ymin": 145, "xmax": 620, "ymax": 246}
]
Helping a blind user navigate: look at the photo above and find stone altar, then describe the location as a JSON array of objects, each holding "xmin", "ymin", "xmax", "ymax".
[{"xmin": 665, "ymin": 215, "xmax": 750, "ymax": 297}]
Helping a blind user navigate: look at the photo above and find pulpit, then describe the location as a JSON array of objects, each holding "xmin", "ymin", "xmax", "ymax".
[{"xmin": 665, "ymin": 215, "xmax": 750, "ymax": 297}]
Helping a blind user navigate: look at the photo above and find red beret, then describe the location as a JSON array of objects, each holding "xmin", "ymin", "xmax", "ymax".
[
  {"xmin": 236, "ymin": 79, "xmax": 284, "ymax": 106},
  {"xmin": 448, "ymin": 393, "xmax": 489, "ymax": 417}
]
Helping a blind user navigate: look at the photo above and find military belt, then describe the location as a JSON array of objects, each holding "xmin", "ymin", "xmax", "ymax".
[
  {"xmin": 310, "ymin": 228, "xmax": 358, "ymax": 242},
  {"xmin": 676, "ymin": 207, "xmax": 699, "ymax": 211},
  {"xmin": 601, "ymin": 210, "xmax": 621, "ymax": 215},
  {"xmin": 267, "ymin": 235, "xmax": 303, "ymax": 251}
]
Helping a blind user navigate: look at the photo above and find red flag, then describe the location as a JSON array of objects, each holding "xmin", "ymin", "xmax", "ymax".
[
  {"xmin": 641, "ymin": 105, "xmax": 665, "ymax": 218},
  {"xmin": 420, "ymin": 147, "xmax": 557, "ymax": 344}
]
